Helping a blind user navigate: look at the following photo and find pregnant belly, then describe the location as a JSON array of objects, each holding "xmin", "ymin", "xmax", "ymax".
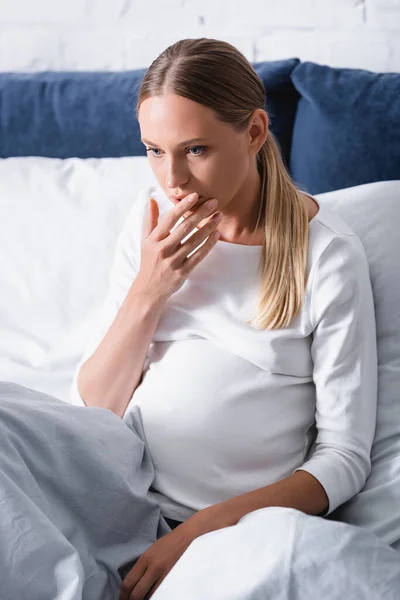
[{"xmin": 127, "ymin": 338, "xmax": 315, "ymax": 503}]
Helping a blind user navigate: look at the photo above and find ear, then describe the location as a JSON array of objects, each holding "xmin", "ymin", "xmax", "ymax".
[{"xmin": 248, "ymin": 109, "xmax": 268, "ymax": 154}]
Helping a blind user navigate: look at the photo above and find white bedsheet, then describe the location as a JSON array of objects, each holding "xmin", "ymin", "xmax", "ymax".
[{"xmin": 154, "ymin": 506, "xmax": 400, "ymax": 599}]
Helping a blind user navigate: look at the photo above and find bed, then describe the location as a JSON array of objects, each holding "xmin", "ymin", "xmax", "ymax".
[{"xmin": 1, "ymin": 59, "xmax": 400, "ymax": 599}]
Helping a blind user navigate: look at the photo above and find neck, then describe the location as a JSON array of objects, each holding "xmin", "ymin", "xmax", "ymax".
[{"xmin": 217, "ymin": 164, "xmax": 263, "ymax": 245}]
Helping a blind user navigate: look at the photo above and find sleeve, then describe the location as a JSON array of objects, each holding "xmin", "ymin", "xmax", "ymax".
[
  {"xmin": 69, "ymin": 189, "xmax": 150, "ymax": 407},
  {"xmin": 294, "ymin": 233, "xmax": 378, "ymax": 515}
]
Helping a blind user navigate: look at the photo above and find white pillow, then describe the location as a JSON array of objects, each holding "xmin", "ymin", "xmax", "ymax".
[
  {"xmin": 0, "ymin": 156, "xmax": 157, "ymax": 403},
  {"xmin": 314, "ymin": 181, "xmax": 400, "ymax": 550}
]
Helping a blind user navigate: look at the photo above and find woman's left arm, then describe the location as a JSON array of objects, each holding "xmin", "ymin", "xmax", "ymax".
[
  {"xmin": 293, "ymin": 233, "xmax": 378, "ymax": 516},
  {"xmin": 190, "ymin": 233, "xmax": 378, "ymax": 529}
]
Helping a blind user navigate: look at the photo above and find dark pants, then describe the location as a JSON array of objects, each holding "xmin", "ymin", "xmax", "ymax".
[{"xmin": 165, "ymin": 517, "xmax": 183, "ymax": 530}]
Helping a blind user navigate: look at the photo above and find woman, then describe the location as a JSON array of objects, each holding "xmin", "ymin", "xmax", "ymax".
[{"xmin": 71, "ymin": 38, "xmax": 378, "ymax": 599}]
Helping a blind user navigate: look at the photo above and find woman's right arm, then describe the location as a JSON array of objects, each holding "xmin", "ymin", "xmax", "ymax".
[
  {"xmin": 76, "ymin": 282, "xmax": 165, "ymax": 418},
  {"xmin": 70, "ymin": 189, "xmax": 157, "ymax": 417},
  {"xmin": 71, "ymin": 190, "xmax": 221, "ymax": 418}
]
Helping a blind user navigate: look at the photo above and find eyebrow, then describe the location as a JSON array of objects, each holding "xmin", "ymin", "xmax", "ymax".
[{"xmin": 141, "ymin": 137, "xmax": 210, "ymax": 147}]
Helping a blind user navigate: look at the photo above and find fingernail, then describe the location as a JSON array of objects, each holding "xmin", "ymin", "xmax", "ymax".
[{"xmin": 187, "ymin": 193, "xmax": 198, "ymax": 204}]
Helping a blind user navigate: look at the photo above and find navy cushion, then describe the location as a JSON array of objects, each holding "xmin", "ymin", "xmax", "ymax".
[
  {"xmin": 0, "ymin": 59, "xmax": 300, "ymax": 164},
  {"xmin": 252, "ymin": 59, "xmax": 300, "ymax": 168},
  {"xmin": 290, "ymin": 61, "xmax": 400, "ymax": 194},
  {"xmin": 0, "ymin": 70, "xmax": 147, "ymax": 159}
]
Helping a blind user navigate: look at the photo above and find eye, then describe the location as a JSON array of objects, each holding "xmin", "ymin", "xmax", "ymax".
[
  {"xmin": 188, "ymin": 146, "xmax": 206, "ymax": 156},
  {"xmin": 145, "ymin": 147, "xmax": 161, "ymax": 157},
  {"xmin": 145, "ymin": 146, "xmax": 207, "ymax": 158}
]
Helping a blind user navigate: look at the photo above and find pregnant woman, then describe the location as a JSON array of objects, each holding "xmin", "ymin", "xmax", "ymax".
[{"xmin": 66, "ymin": 37, "xmax": 378, "ymax": 599}]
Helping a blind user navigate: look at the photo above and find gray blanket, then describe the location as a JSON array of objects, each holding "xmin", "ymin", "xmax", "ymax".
[{"xmin": 0, "ymin": 381, "xmax": 171, "ymax": 600}]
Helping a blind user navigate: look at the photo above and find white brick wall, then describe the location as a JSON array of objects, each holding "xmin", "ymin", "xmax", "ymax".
[{"xmin": 0, "ymin": 0, "xmax": 399, "ymax": 72}]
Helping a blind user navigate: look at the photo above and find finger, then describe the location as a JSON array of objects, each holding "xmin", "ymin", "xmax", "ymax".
[
  {"xmin": 119, "ymin": 562, "xmax": 147, "ymax": 600},
  {"xmin": 153, "ymin": 193, "xmax": 200, "ymax": 241},
  {"xmin": 128, "ymin": 570, "xmax": 158, "ymax": 600},
  {"xmin": 175, "ymin": 213, "xmax": 221, "ymax": 260},
  {"xmin": 183, "ymin": 229, "xmax": 220, "ymax": 271},
  {"xmin": 167, "ymin": 199, "xmax": 219, "ymax": 248},
  {"xmin": 143, "ymin": 198, "xmax": 159, "ymax": 239},
  {"xmin": 146, "ymin": 577, "xmax": 163, "ymax": 599}
]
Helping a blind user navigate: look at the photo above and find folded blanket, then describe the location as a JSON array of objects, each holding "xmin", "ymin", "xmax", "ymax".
[{"xmin": 0, "ymin": 382, "xmax": 170, "ymax": 600}]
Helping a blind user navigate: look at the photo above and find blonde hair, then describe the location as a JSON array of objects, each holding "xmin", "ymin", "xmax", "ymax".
[{"xmin": 135, "ymin": 38, "xmax": 309, "ymax": 330}]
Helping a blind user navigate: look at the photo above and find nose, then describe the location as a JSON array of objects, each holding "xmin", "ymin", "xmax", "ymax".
[{"xmin": 166, "ymin": 156, "xmax": 189, "ymax": 191}]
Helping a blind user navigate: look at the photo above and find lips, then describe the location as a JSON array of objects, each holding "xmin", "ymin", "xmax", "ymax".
[{"xmin": 170, "ymin": 194, "xmax": 202, "ymax": 204}]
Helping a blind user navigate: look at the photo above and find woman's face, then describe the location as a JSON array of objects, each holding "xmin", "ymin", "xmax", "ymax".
[{"xmin": 138, "ymin": 93, "xmax": 257, "ymax": 213}]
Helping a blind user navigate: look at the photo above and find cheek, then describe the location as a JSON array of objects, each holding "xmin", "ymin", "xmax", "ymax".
[{"xmin": 214, "ymin": 150, "xmax": 248, "ymax": 192}]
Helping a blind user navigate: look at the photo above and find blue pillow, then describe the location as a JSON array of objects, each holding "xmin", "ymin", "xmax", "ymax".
[
  {"xmin": 290, "ymin": 61, "xmax": 400, "ymax": 194},
  {"xmin": 253, "ymin": 59, "xmax": 300, "ymax": 168},
  {"xmin": 0, "ymin": 70, "xmax": 147, "ymax": 159},
  {"xmin": 0, "ymin": 59, "xmax": 299, "ymax": 163}
]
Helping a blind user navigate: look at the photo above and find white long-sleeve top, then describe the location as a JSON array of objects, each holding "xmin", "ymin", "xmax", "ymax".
[{"xmin": 70, "ymin": 185, "xmax": 378, "ymax": 522}]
